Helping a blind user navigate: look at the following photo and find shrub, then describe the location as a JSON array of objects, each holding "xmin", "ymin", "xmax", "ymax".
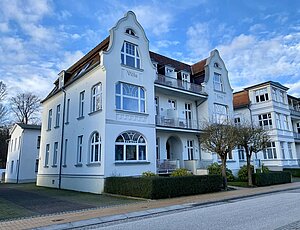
[
  {"xmin": 238, "ymin": 165, "xmax": 254, "ymax": 182},
  {"xmin": 207, "ymin": 162, "xmax": 235, "ymax": 182},
  {"xmin": 142, "ymin": 171, "xmax": 157, "ymax": 177},
  {"xmin": 261, "ymin": 165, "xmax": 270, "ymax": 173},
  {"xmin": 104, "ymin": 175, "xmax": 222, "ymax": 199},
  {"xmin": 283, "ymin": 168, "xmax": 300, "ymax": 177},
  {"xmin": 170, "ymin": 168, "xmax": 192, "ymax": 177},
  {"xmin": 252, "ymin": 171, "xmax": 291, "ymax": 186}
]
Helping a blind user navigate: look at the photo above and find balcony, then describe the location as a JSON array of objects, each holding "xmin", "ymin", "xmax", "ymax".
[
  {"xmin": 289, "ymin": 107, "xmax": 300, "ymax": 117},
  {"xmin": 155, "ymin": 74, "xmax": 206, "ymax": 95},
  {"xmin": 293, "ymin": 132, "xmax": 300, "ymax": 140},
  {"xmin": 156, "ymin": 115, "xmax": 199, "ymax": 130}
]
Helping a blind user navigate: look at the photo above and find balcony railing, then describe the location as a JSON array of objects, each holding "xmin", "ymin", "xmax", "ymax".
[
  {"xmin": 293, "ymin": 132, "xmax": 300, "ymax": 140},
  {"xmin": 156, "ymin": 115, "xmax": 199, "ymax": 130},
  {"xmin": 155, "ymin": 74, "xmax": 206, "ymax": 95},
  {"xmin": 157, "ymin": 159, "xmax": 180, "ymax": 173},
  {"xmin": 289, "ymin": 106, "xmax": 300, "ymax": 117}
]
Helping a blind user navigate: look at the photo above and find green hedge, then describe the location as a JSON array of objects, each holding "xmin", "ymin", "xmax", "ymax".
[
  {"xmin": 252, "ymin": 171, "xmax": 291, "ymax": 187},
  {"xmin": 283, "ymin": 168, "xmax": 300, "ymax": 177},
  {"xmin": 104, "ymin": 175, "xmax": 222, "ymax": 199}
]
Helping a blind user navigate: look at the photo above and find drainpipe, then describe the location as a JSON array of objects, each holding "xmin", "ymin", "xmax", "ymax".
[
  {"xmin": 16, "ymin": 130, "xmax": 24, "ymax": 184},
  {"xmin": 58, "ymin": 87, "xmax": 66, "ymax": 189}
]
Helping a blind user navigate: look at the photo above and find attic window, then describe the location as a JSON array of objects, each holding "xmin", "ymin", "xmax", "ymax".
[
  {"xmin": 126, "ymin": 28, "xmax": 136, "ymax": 36},
  {"xmin": 214, "ymin": 62, "xmax": 220, "ymax": 68}
]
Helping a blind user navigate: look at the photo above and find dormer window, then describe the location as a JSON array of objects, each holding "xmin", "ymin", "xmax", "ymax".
[
  {"xmin": 125, "ymin": 28, "xmax": 136, "ymax": 36},
  {"xmin": 181, "ymin": 72, "xmax": 190, "ymax": 82},
  {"xmin": 121, "ymin": 41, "xmax": 140, "ymax": 69},
  {"xmin": 165, "ymin": 67, "xmax": 175, "ymax": 77}
]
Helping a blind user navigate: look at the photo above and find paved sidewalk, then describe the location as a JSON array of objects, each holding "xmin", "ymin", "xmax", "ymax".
[{"xmin": 1, "ymin": 182, "xmax": 300, "ymax": 230}]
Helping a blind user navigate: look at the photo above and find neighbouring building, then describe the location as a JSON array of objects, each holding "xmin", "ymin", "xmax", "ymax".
[
  {"xmin": 37, "ymin": 11, "xmax": 233, "ymax": 193},
  {"xmin": 233, "ymin": 81, "xmax": 300, "ymax": 171},
  {"xmin": 5, "ymin": 123, "xmax": 41, "ymax": 183}
]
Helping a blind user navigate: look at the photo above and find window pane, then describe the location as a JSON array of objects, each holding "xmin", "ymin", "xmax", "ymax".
[
  {"xmin": 116, "ymin": 96, "xmax": 121, "ymax": 109},
  {"xmin": 126, "ymin": 56, "xmax": 135, "ymax": 67},
  {"xmin": 115, "ymin": 145, "xmax": 124, "ymax": 160},
  {"xmin": 123, "ymin": 97, "xmax": 138, "ymax": 111},
  {"xmin": 140, "ymin": 100, "xmax": 145, "ymax": 113},
  {"xmin": 116, "ymin": 83, "xmax": 121, "ymax": 94},
  {"xmin": 136, "ymin": 59, "xmax": 140, "ymax": 68},
  {"xmin": 139, "ymin": 146, "xmax": 146, "ymax": 160},
  {"xmin": 95, "ymin": 144, "xmax": 99, "ymax": 161},
  {"xmin": 140, "ymin": 88, "xmax": 145, "ymax": 98},
  {"xmin": 126, "ymin": 145, "xmax": 137, "ymax": 160}
]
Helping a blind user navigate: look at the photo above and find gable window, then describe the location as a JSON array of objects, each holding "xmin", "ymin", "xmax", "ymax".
[
  {"xmin": 255, "ymin": 88, "xmax": 269, "ymax": 103},
  {"xmin": 115, "ymin": 131, "xmax": 146, "ymax": 161},
  {"xmin": 90, "ymin": 132, "xmax": 101, "ymax": 163},
  {"xmin": 45, "ymin": 144, "xmax": 50, "ymax": 167},
  {"xmin": 79, "ymin": 91, "xmax": 85, "ymax": 118},
  {"xmin": 48, "ymin": 109, "xmax": 52, "ymax": 130},
  {"xmin": 214, "ymin": 103, "xmax": 228, "ymax": 123},
  {"xmin": 121, "ymin": 41, "xmax": 140, "ymax": 69},
  {"xmin": 258, "ymin": 113, "xmax": 272, "ymax": 129},
  {"xmin": 116, "ymin": 82, "xmax": 145, "ymax": 113},
  {"xmin": 125, "ymin": 28, "xmax": 136, "ymax": 36},
  {"xmin": 53, "ymin": 142, "xmax": 58, "ymax": 166},
  {"xmin": 91, "ymin": 83, "xmax": 102, "ymax": 112},
  {"xmin": 55, "ymin": 104, "xmax": 60, "ymax": 127},
  {"xmin": 213, "ymin": 73, "xmax": 223, "ymax": 92},
  {"xmin": 263, "ymin": 142, "xmax": 277, "ymax": 159}
]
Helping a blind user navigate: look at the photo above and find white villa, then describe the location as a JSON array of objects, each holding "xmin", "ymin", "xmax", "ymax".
[
  {"xmin": 37, "ymin": 11, "xmax": 234, "ymax": 193},
  {"xmin": 233, "ymin": 81, "xmax": 300, "ymax": 171},
  {"xmin": 5, "ymin": 123, "xmax": 41, "ymax": 183}
]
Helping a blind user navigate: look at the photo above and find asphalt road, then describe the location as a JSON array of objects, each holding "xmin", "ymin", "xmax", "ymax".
[{"xmin": 92, "ymin": 188, "xmax": 300, "ymax": 230}]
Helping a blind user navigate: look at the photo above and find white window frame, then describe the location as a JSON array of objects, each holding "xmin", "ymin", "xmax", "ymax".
[
  {"xmin": 77, "ymin": 135, "xmax": 83, "ymax": 164},
  {"xmin": 213, "ymin": 73, "xmax": 223, "ymax": 92},
  {"xmin": 116, "ymin": 82, "xmax": 145, "ymax": 113},
  {"xmin": 238, "ymin": 145, "xmax": 245, "ymax": 160},
  {"xmin": 45, "ymin": 144, "xmax": 50, "ymax": 167},
  {"xmin": 55, "ymin": 104, "xmax": 60, "ymax": 127},
  {"xmin": 283, "ymin": 115, "xmax": 289, "ymax": 130},
  {"xmin": 53, "ymin": 142, "xmax": 58, "ymax": 166},
  {"xmin": 79, "ymin": 91, "xmax": 85, "ymax": 118},
  {"xmin": 276, "ymin": 113, "xmax": 281, "ymax": 129},
  {"xmin": 187, "ymin": 140, "xmax": 194, "ymax": 160},
  {"xmin": 258, "ymin": 113, "xmax": 273, "ymax": 129},
  {"xmin": 63, "ymin": 139, "xmax": 68, "ymax": 166},
  {"xmin": 263, "ymin": 142, "xmax": 277, "ymax": 159},
  {"xmin": 121, "ymin": 41, "xmax": 140, "ymax": 69},
  {"xmin": 48, "ymin": 109, "xmax": 52, "ymax": 130},
  {"xmin": 91, "ymin": 83, "xmax": 102, "ymax": 112},
  {"xmin": 288, "ymin": 142, "xmax": 293, "ymax": 159},
  {"xmin": 90, "ymin": 132, "xmax": 101, "ymax": 163},
  {"xmin": 214, "ymin": 103, "xmax": 228, "ymax": 123},
  {"xmin": 168, "ymin": 99, "xmax": 176, "ymax": 110},
  {"xmin": 65, "ymin": 99, "xmax": 70, "ymax": 124},
  {"xmin": 115, "ymin": 131, "xmax": 146, "ymax": 162},
  {"xmin": 255, "ymin": 88, "xmax": 269, "ymax": 103},
  {"xmin": 280, "ymin": 142, "xmax": 285, "ymax": 159}
]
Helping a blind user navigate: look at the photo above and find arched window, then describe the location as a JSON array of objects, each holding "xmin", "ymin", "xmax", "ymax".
[
  {"xmin": 91, "ymin": 83, "xmax": 102, "ymax": 112},
  {"xmin": 115, "ymin": 131, "xmax": 146, "ymax": 161},
  {"xmin": 90, "ymin": 132, "xmax": 101, "ymax": 163},
  {"xmin": 121, "ymin": 41, "xmax": 140, "ymax": 69},
  {"xmin": 125, "ymin": 28, "xmax": 136, "ymax": 36},
  {"xmin": 116, "ymin": 82, "xmax": 145, "ymax": 113}
]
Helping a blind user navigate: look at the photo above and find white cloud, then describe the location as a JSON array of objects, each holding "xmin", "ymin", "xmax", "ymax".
[
  {"xmin": 58, "ymin": 50, "xmax": 85, "ymax": 70},
  {"xmin": 217, "ymin": 33, "xmax": 300, "ymax": 90},
  {"xmin": 186, "ymin": 23, "xmax": 211, "ymax": 59},
  {"xmin": 285, "ymin": 81, "xmax": 300, "ymax": 97},
  {"xmin": 156, "ymin": 40, "xmax": 180, "ymax": 48}
]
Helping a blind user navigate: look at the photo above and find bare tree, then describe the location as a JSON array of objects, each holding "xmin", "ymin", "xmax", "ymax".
[
  {"xmin": 236, "ymin": 123, "xmax": 270, "ymax": 186},
  {"xmin": 0, "ymin": 81, "xmax": 8, "ymax": 124},
  {"xmin": 201, "ymin": 122, "xmax": 238, "ymax": 189},
  {"xmin": 10, "ymin": 92, "xmax": 41, "ymax": 124}
]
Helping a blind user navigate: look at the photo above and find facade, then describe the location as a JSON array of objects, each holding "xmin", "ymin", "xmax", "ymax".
[
  {"xmin": 233, "ymin": 81, "xmax": 300, "ymax": 171},
  {"xmin": 5, "ymin": 123, "xmax": 41, "ymax": 183},
  {"xmin": 37, "ymin": 11, "xmax": 233, "ymax": 193}
]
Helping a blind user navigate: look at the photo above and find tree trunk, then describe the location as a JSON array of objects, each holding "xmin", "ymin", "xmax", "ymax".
[
  {"xmin": 221, "ymin": 156, "xmax": 227, "ymax": 190},
  {"xmin": 246, "ymin": 148, "xmax": 253, "ymax": 187}
]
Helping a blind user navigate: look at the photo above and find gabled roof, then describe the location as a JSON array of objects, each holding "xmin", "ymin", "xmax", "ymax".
[
  {"xmin": 149, "ymin": 51, "xmax": 191, "ymax": 72},
  {"xmin": 191, "ymin": 58, "xmax": 207, "ymax": 75},
  {"xmin": 244, "ymin": 81, "xmax": 289, "ymax": 91},
  {"xmin": 17, "ymin": 123, "xmax": 41, "ymax": 130},
  {"xmin": 233, "ymin": 90, "xmax": 250, "ymax": 109}
]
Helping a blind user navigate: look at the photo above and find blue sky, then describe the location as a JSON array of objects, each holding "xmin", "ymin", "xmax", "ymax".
[{"xmin": 0, "ymin": 0, "xmax": 300, "ymax": 100}]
